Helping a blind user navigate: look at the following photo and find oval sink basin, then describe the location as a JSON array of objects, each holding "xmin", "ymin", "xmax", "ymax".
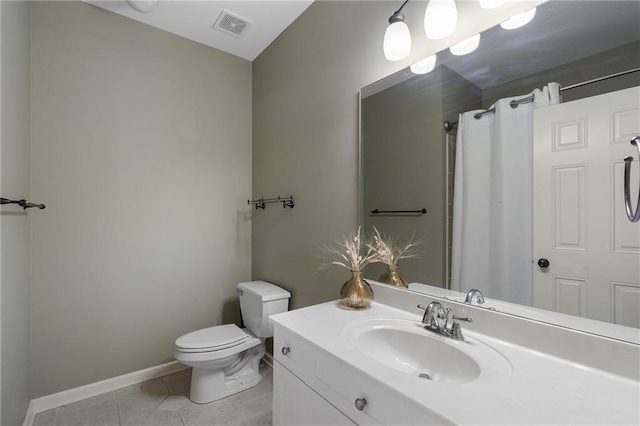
[
  {"xmin": 343, "ymin": 317, "xmax": 511, "ymax": 384},
  {"xmin": 357, "ymin": 326, "xmax": 480, "ymax": 383}
]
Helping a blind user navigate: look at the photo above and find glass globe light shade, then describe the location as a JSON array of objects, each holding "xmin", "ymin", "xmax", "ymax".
[
  {"xmin": 410, "ymin": 54, "xmax": 437, "ymax": 74},
  {"xmin": 383, "ymin": 21, "xmax": 412, "ymax": 61},
  {"xmin": 424, "ymin": 0, "xmax": 458, "ymax": 40},
  {"xmin": 500, "ymin": 7, "xmax": 537, "ymax": 30},
  {"xmin": 449, "ymin": 33, "xmax": 481, "ymax": 56},
  {"xmin": 126, "ymin": 0, "xmax": 159, "ymax": 13}
]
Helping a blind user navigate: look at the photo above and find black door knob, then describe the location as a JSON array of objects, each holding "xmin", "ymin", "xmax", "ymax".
[{"xmin": 538, "ymin": 258, "xmax": 550, "ymax": 268}]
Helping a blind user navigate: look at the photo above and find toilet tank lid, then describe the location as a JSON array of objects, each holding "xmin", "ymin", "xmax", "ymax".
[{"xmin": 238, "ymin": 281, "xmax": 291, "ymax": 301}]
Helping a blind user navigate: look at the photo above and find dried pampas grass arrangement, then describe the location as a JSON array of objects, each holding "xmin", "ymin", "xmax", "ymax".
[
  {"xmin": 320, "ymin": 227, "xmax": 380, "ymax": 309},
  {"xmin": 321, "ymin": 226, "xmax": 380, "ymax": 272},
  {"xmin": 368, "ymin": 227, "xmax": 422, "ymax": 288}
]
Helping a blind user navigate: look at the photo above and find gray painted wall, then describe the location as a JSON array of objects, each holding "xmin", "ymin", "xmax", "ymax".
[
  {"xmin": 252, "ymin": 0, "xmax": 540, "ymax": 310},
  {"xmin": 1, "ymin": 1, "xmax": 31, "ymax": 423},
  {"xmin": 30, "ymin": 2, "xmax": 252, "ymax": 397}
]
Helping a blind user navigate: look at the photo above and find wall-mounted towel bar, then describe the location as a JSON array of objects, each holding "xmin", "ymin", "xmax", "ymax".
[
  {"xmin": 1, "ymin": 197, "xmax": 46, "ymax": 210},
  {"xmin": 370, "ymin": 208, "xmax": 426, "ymax": 215},
  {"xmin": 248, "ymin": 198, "xmax": 266, "ymax": 209},
  {"xmin": 248, "ymin": 195, "xmax": 294, "ymax": 210},
  {"xmin": 624, "ymin": 136, "xmax": 640, "ymax": 223}
]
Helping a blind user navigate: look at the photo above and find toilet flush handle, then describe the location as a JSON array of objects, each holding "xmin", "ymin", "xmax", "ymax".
[{"xmin": 281, "ymin": 346, "xmax": 291, "ymax": 356}]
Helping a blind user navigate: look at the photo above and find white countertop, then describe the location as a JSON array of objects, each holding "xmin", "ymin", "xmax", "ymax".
[{"xmin": 270, "ymin": 300, "xmax": 640, "ymax": 425}]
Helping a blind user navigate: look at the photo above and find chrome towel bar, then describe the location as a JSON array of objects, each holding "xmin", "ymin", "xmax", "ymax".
[
  {"xmin": 248, "ymin": 195, "xmax": 294, "ymax": 210},
  {"xmin": 624, "ymin": 136, "xmax": 640, "ymax": 223},
  {"xmin": 370, "ymin": 208, "xmax": 426, "ymax": 215},
  {"xmin": 1, "ymin": 197, "xmax": 46, "ymax": 210}
]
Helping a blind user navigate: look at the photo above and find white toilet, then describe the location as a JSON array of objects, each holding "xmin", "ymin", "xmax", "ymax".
[{"xmin": 174, "ymin": 281, "xmax": 291, "ymax": 404}]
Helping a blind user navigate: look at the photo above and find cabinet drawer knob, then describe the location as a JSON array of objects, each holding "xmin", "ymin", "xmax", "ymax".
[
  {"xmin": 355, "ymin": 398, "xmax": 367, "ymax": 411},
  {"xmin": 281, "ymin": 346, "xmax": 291, "ymax": 356}
]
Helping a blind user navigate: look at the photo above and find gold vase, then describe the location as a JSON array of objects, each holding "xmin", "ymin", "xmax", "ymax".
[
  {"xmin": 339, "ymin": 270, "xmax": 374, "ymax": 309},
  {"xmin": 378, "ymin": 265, "xmax": 407, "ymax": 288}
]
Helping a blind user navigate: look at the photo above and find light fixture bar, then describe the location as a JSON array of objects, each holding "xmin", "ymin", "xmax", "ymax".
[{"xmin": 391, "ymin": 0, "xmax": 410, "ymax": 20}]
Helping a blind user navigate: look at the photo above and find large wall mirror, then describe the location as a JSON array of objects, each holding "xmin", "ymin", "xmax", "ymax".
[{"xmin": 360, "ymin": 0, "xmax": 640, "ymax": 341}]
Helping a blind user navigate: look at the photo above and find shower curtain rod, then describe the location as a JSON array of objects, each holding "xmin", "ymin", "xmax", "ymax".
[
  {"xmin": 444, "ymin": 67, "xmax": 640, "ymax": 129},
  {"xmin": 508, "ymin": 67, "xmax": 640, "ymax": 109},
  {"xmin": 560, "ymin": 67, "xmax": 640, "ymax": 92}
]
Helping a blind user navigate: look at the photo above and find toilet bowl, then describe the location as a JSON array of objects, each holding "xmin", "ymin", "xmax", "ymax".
[{"xmin": 174, "ymin": 281, "xmax": 291, "ymax": 404}]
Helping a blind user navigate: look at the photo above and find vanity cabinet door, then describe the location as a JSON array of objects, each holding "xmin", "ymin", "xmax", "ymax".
[
  {"xmin": 273, "ymin": 324, "xmax": 440, "ymax": 425},
  {"xmin": 273, "ymin": 361, "xmax": 355, "ymax": 426}
]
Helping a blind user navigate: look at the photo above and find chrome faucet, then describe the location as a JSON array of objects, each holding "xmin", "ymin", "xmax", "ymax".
[
  {"xmin": 419, "ymin": 301, "xmax": 445, "ymax": 330},
  {"xmin": 464, "ymin": 289, "xmax": 485, "ymax": 305},
  {"xmin": 417, "ymin": 302, "xmax": 473, "ymax": 341}
]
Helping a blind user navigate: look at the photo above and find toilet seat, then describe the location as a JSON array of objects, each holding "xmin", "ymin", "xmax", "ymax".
[
  {"xmin": 175, "ymin": 324, "xmax": 255, "ymax": 353},
  {"xmin": 174, "ymin": 331, "xmax": 261, "ymax": 364}
]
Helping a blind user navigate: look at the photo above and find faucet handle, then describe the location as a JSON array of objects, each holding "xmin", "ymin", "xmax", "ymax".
[
  {"xmin": 452, "ymin": 315, "xmax": 473, "ymax": 324},
  {"xmin": 451, "ymin": 316, "xmax": 472, "ymax": 340}
]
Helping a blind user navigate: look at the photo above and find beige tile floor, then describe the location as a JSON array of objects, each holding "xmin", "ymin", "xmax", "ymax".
[{"xmin": 33, "ymin": 363, "xmax": 273, "ymax": 426}]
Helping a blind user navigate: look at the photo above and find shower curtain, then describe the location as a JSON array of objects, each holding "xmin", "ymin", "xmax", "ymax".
[{"xmin": 451, "ymin": 83, "xmax": 560, "ymax": 305}]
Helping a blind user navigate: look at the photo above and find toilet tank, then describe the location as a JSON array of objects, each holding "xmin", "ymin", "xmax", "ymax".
[{"xmin": 237, "ymin": 281, "xmax": 291, "ymax": 338}]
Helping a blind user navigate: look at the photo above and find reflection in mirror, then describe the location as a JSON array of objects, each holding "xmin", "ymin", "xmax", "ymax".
[{"xmin": 360, "ymin": 0, "xmax": 640, "ymax": 340}]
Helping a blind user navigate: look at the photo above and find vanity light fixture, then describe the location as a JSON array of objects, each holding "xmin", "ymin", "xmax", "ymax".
[
  {"xmin": 500, "ymin": 7, "xmax": 537, "ymax": 30},
  {"xmin": 383, "ymin": 0, "xmax": 412, "ymax": 61},
  {"xmin": 424, "ymin": 0, "xmax": 458, "ymax": 40},
  {"xmin": 125, "ymin": 0, "xmax": 158, "ymax": 13},
  {"xmin": 449, "ymin": 33, "xmax": 481, "ymax": 56},
  {"xmin": 478, "ymin": 0, "xmax": 509, "ymax": 9},
  {"xmin": 410, "ymin": 54, "xmax": 437, "ymax": 74}
]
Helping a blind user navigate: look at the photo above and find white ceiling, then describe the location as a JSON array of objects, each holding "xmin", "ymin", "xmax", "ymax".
[{"xmin": 85, "ymin": 0, "xmax": 314, "ymax": 61}]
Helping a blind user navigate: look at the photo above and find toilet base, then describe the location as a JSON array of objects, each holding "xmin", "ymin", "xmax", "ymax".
[{"xmin": 189, "ymin": 342, "xmax": 265, "ymax": 404}]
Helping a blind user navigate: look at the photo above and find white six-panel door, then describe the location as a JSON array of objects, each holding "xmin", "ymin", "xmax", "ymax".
[{"xmin": 533, "ymin": 86, "xmax": 640, "ymax": 327}]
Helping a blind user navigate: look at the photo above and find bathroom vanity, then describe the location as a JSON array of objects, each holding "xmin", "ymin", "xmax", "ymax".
[{"xmin": 270, "ymin": 282, "xmax": 640, "ymax": 425}]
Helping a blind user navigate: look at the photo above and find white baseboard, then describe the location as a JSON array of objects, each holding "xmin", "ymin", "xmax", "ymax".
[
  {"xmin": 25, "ymin": 354, "xmax": 274, "ymax": 425},
  {"xmin": 30, "ymin": 360, "xmax": 188, "ymax": 415},
  {"xmin": 22, "ymin": 401, "xmax": 35, "ymax": 426}
]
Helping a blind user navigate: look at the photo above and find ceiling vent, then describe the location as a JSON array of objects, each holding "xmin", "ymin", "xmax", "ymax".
[{"xmin": 212, "ymin": 9, "xmax": 252, "ymax": 38}]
